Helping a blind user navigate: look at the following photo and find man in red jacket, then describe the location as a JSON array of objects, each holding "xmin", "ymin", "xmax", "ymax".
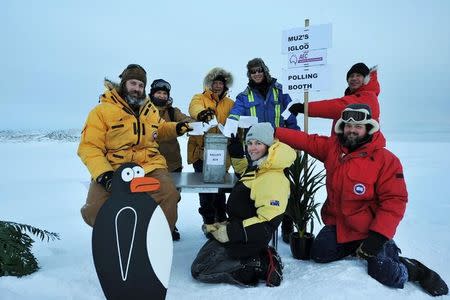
[
  {"xmin": 275, "ymin": 104, "xmax": 448, "ymax": 296},
  {"xmin": 289, "ymin": 62, "xmax": 380, "ymax": 135}
]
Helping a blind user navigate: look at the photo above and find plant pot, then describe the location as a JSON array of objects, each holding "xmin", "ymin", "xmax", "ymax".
[{"xmin": 289, "ymin": 232, "xmax": 315, "ymax": 260}]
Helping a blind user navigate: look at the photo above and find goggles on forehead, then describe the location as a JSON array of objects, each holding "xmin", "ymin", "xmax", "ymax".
[
  {"xmin": 341, "ymin": 109, "xmax": 371, "ymax": 123},
  {"xmin": 151, "ymin": 80, "xmax": 171, "ymax": 91}
]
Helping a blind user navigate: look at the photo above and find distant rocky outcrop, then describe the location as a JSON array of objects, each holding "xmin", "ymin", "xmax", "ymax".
[{"xmin": 0, "ymin": 129, "xmax": 81, "ymax": 142}]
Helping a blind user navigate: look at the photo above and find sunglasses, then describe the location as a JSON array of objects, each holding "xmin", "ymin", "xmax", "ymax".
[
  {"xmin": 151, "ymin": 80, "xmax": 171, "ymax": 91},
  {"xmin": 249, "ymin": 68, "xmax": 264, "ymax": 75},
  {"xmin": 342, "ymin": 110, "xmax": 371, "ymax": 122}
]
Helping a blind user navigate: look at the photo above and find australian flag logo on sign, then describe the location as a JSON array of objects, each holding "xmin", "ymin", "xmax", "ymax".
[{"xmin": 270, "ymin": 200, "xmax": 280, "ymax": 206}]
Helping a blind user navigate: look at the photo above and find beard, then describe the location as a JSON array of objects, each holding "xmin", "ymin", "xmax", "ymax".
[
  {"xmin": 125, "ymin": 95, "xmax": 145, "ymax": 107},
  {"xmin": 340, "ymin": 132, "xmax": 370, "ymax": 151},
  {"xmin": 124, "ymin": 89, "xmax": 146, "ymax": 107}
]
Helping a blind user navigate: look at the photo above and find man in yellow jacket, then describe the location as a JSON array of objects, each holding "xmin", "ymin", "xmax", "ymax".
[
  {"xmin": 78, "ymin": 64, "xmax": 191, "ymax": 238},
  {"xmin": 188, "ymin": 67, "xmax": 234, "ymax": 230}
]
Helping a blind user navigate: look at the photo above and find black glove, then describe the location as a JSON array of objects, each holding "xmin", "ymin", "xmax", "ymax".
[
  {"xmin": 228, "ymin": 133, "xmax": 244, "ymax": 158},
  {"xmin": 197, "ymin": 108, "xmax": 215, "ymax": 123},
  {"xmin": 96, "ymin": 171, "xmax": 114, "ymax": 192},
  {"xmin": 288, "ymin": 103, "xmax": 305, "ymax": 116},
  {"xmin": 176, "ymin": 121, "xmax": 192, "ymax": 136},
  {"xmin": 356, "ymin": 231, "xmax": 388, "ymax": 260}
]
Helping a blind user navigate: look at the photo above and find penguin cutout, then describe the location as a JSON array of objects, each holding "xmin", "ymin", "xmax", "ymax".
[{"xmin": 92, "ymin": 163, "xmax": 173, "ymax": 300}]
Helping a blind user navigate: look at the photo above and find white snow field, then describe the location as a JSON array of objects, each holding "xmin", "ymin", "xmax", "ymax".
[{"xmin": 0, "ymin": 134, "xmax": 449, "ymax": 300}]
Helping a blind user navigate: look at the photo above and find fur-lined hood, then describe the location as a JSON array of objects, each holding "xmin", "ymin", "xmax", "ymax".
[
  {"xmin": 203, "ymin": 67, "xmax": 233, "ymax": 89},
  {"xmin": 104, "ymin": 78, "xmax": 120, "ymax": 92}
]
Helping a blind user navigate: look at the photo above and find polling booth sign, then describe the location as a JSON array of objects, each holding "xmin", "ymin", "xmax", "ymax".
[
  {"xmin": 281, "ymin": 23, "xmax": 332, "ymax": 54},
  {"xmin": 282, "ymin": 23, "xmax": 332, "ymax": 96},
  {"xmin": 282, "ymin": 65, "xmax": 331, "ymax": 93}
]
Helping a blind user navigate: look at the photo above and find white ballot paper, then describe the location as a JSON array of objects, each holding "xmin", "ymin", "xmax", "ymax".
[
  {"xmin": 281, "ymin": 101, "xmax": 300, "ymax": 120},
  {"xmin": 188, "ymin": 122, "xmax": 205, "ymax": 136},
  {"xmin": 208, "ymin": 116, "xmax": 219, "ymax": 127},
  {"xmin": 219, "ymin": 119, "xmax": 239, "ymax": 137},
  {"xmin": 238, "ymin": 116, "xmax": 259, "ymax": 128}
]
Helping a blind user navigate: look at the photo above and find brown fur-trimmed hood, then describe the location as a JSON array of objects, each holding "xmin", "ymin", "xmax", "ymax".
[
  {"xmin": 104, "ymin": 78, "xmax": 120, "ymax": 91},
  {"xmin": 203, "ymin": 67, "xmax": 233, "ymax": 89}
]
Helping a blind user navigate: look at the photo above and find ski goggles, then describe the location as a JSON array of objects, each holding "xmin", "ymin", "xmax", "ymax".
[
  {"xmin": 151, "ymin": 80, "xmax": 171, "ymax": 91},
  {"xmin": 341, "ymin": 109, "xmax": 371, "ymax": 123}
]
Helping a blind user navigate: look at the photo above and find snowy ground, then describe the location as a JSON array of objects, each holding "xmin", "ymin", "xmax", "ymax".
[{"xmin": 0, "ymin": 134, "xmax": 449, "ymax": 300}]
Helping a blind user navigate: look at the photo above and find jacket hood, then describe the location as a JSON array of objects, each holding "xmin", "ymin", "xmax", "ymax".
[
  {"xmin": 101, "ymin": 79, "xmax": 123, "ymax": 105},
  {"xmin": 258, "ymin": 141, "xmax": 296, "ymax": 173},
  {"xmin": 104, "ymin": 78, "xmax": 120, "ymax": 92},
  {"xmin": 344, "ymin": 65, "xmax": 380, "ymax": 96},
  {"xmin": 203, "ymin": 67, "xmax": 234, "ymax": 89}
]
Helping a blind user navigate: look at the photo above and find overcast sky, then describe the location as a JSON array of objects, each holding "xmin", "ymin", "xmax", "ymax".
[{"xmin": 2, "ymin": 0, "xmax": 450, "ymax": 136}]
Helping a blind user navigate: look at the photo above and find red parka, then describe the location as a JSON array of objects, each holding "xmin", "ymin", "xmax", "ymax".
[
  {"xmin": 275, "ymin": 127, "xmax": 408, "ymax": 243},
  {"xmin": 308, "ymin": 68, "xmax": 380, "ymax": 135}
]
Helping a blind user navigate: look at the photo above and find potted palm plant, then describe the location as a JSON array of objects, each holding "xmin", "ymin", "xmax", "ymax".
[{"xmin": 284, "ymin": 151, "xmax": 325, "ymax": 260}]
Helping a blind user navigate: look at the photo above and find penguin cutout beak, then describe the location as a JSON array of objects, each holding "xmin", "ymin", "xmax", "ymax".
[{"xmin": 130, "ymin": 177, "xmax": 160, "ymax": 193}]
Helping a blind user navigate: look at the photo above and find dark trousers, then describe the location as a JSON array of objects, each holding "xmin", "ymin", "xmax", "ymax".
[
  {"xmin": 193, "ymin": 160, "xmax": 227, "ymax": 224},
  {"xmin": 311, "ymin": 225, "xmax": 408, "ymax": 288}
]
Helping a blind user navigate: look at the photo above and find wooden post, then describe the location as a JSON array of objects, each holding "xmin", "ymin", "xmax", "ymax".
[
  {"xmin": 303, "ymin": 19, "xmax": 310, "ymax": 182},
  {"xmin": 303, "ymin": 19, "xmax": 310, "ymax": 134}
]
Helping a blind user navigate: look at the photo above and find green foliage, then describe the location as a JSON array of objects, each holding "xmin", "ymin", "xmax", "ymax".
[
  {"xmin": 0, "ymin": 221, "xmax": 59, "ymax": 277},
  {"xmin": 285, "ymin": 152, "xmax": 326, "ymax": 238}
]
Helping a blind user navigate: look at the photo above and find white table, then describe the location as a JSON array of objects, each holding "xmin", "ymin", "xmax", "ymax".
[{"xmin": 169, "ymin": 172, "xmax": 236, "ymax": 193}]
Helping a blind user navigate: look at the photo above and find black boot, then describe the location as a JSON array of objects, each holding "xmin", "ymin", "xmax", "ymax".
[
  {"xmin": 281, "ymin": 215, "xmax": 294, "ymax": 244},
  {"xmin": 400, "ymin": 257, "xmax": 448, "ymax": 296},
  {"xmin": 172, "ymin": 226, "xmax": 180, "ymax": 241},
  {"xmin": 230, "ymin": 257, "xmax": 261, "ymax": 286},
  {"xmin": 260, "ymin": 247, "xmax": 284, "ymax": 287}
]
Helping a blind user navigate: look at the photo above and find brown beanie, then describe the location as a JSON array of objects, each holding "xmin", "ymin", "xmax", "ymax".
[{"xmin": 119, "ymin": 64, "xmax": 147, "ymax": 87}]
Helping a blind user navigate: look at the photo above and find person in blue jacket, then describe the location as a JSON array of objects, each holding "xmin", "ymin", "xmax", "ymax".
[
  {"xmin": 227, "ymin": 58, "xmax": 299, "ymax": 243},
  {"xmin": 228, "ymin": 58, "xmax": 299, "ymax": 130}
]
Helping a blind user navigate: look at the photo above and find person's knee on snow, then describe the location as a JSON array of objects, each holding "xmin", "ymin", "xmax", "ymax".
[{"xmin": 366, "ymin": 241, "xmax": 408, "ymax": 288}]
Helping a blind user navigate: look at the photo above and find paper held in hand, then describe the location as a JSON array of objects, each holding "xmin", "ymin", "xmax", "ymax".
[
  {"xmin": 237, "ymin": 116, "xmax": 258, "ymax": 128},
  {"xmin": 188, "ymin": 117, "xmax": 220, "ymax": 136},
  {"xmin": 189, "ymin": 115, "xmax": 259, "ymax": 137},
  {"xmin": 281, "ymin": 100, "xmax": 300, "ymax": 120},
  {"xmin": 218, "ymin": 119, "xmax": 239, "ymax": 138}
]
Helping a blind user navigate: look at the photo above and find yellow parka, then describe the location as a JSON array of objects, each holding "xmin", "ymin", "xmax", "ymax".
[
  {"xmin": 230, "ymin": 141, "xmax": 297, "ymax": 229},
  {"xmin": 78, "ymin": 80, "xmax": 178, "ymax": 180},
  {"xmin": 187, "ymin": 89, "xmax": 234, "ymax": 164}
]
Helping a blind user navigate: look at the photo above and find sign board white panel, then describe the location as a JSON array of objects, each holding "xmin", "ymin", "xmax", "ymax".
[
  {"xmin": 282, "ymin": 65, "xmax": 331, "ymax": 94},
  {"xmin": 282, "ymin": 23, "xmax": 332, "ymax": 54}
]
